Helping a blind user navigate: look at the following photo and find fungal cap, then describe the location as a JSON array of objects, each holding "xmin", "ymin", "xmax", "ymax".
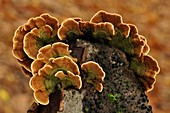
[
  {"xmin": 130, "ymin": 55, "xmax": 160, "ymax": 92},
  {"xmin": 58, "ymin": 18, "xmax": 82, "ymax": 40},
  {"xmin": 143, "ymin": 55, "xmax": 160, "ymax": 76},
  {"xmin": 55, "ymin": 71, "xmax": 82, "ymax": 89},
  {"xmin": 40, "ymin": 13, "xmax": 59, "ymax": 29},
  {"xmin": 38, "ymin": 64, "xmax": 53, "ymax": 77},
  {"xmin": 34, "ymin": 90, "xmax": 49, "ymax": 105},
  {"xmin": 23, "ymin": 18, "xmax": 36, "ymax": 31},
  {"xmin": 23, "ymin": 29, "xmax": 39, "ymax": 59},
  {"xmin": 131, "ymin": 34, "xmax": 145, "ymax": 56},
  {"xmin": 37, "ymin": 44, "xmax": 58, "ymax": 62},
  {"xmin": 51, "ymin": 56, "xmax": 80, "ymax": 75},
  {"xmin": 23, "ymin": 24, "xmax": 55, "ymax": 60},
  {"xmin": 12, "ymin": 26, "xmax": 27, "ymax": 61},
  {"xmin": 33, "ymin": 17, "xmax": 46, "ymax": 28},
  {"xmin": 95, "ymin": 82, "xmax": 103, "ymax": 92},
  {"xmin": 128, "ymin": 24, "xmax": 138, "ymax": 36},
  {"xmin": 117, "ymin": 23, "xmax": 130, "ymax": 38},
  {"xmin": 52, "ymin": 42, "xmax": 71, "ymax": 55},
  {"xmin": 81, "ymin": 61, "xmax": 105, "ymax": 81},
  {"xmin": 93, "ymin": 22, "xmax": 115, "ymax": 41},
  {"xmin": 90, "ymin": 10, "xmax": 123, "ymax": 27},
  {"xmin": 31, "ymin": 59, "xmax": 45, "ymax": 74},
  {"xmin": 37, "ymin": 42, "xmax": 77, "ymax": 62},
  {"xmin": 139, "ymin": 35, "xmax": 150, "ymax": 54},
  {"xmin": 29, "ymin": 73, "xmax": 46, "ymax": 91}
]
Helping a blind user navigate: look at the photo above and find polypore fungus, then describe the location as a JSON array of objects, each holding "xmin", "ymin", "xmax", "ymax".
[
  {"xmin": 29, "ymin": 73, "xmax": 49, "ymax": 105},
  {"xmin": 91, "ymin": 11, "xmax": 130, "ymax": 38},
  {"xmin": 23, "ymin": 25, "xmax": 53, "ymax": 59},
  {"xmin": 12, "ymin": 11, "xmax": 160, "ymax": 112},
  {"xmin": 89, "ymin": 10, "xmax": 145, "ymax": 57},
  {"xmin": 31, "ymin": 42, "xmax": 77, "ymax": 75},
  {"xmin": 31, "ymin": 59, "xmax": 46, "ymax": 75},
  {"xmin": 50, "ymin": 56, "xmax": 80, "ymax": 75},
  {"xmin": 58, "ymin": 18, "xmax": 83, "ymax": 41},
  {"xmin": 55, "ymin": 71, "xmax": 82, "ymax": 89},
  {"xmin": 78, "ymin": 21, "xmax": 116, "ymax": 43},
  {"xmin": 38, "ymin": 56, "xmax": 80, "ymax": 88},
  {"xmin": 34, "ymin": 90, "xmax": 49, "ymax": 105},
  {"xmin": 130, "ymin": 55, "xmax": 160, "ymax": 92},
  {"xmin": 139, "ymin": 35, "xmax": 150, "ymax": 55},
  {"xmin": 127, "ymin": 24, "xmax": 145, "ymax": 57},
  {"xmin": 90, "ymin": 10, "xmax": 123, "ymax": 27},
  {"xmin": 117, "ymin": 23, "xmax": 130, "ymax": 38},
  {"xmin": 92, "ymin": 22, "xmax": 115, "ymax": 42},
  {"xmin": 81, "ymin": 61, "xmax": 105, "ymax": 92},
  {"xmin": 12, "ymin": 13, "xmax": 59, "ymax": 77},
  {"xmin": 37, "ymin": 42, "xmax": 77, "ymax": 62},
  {"xmin": 32, "ymin": 56, "xmax": 80, "ymax": 93},
  {"xmin": 29, "ymin": 73, "xmax": 46, "ymax": 91},
  {"xmin": 29, "ymin": 56, "xmax": 81, "ymax": 105}
]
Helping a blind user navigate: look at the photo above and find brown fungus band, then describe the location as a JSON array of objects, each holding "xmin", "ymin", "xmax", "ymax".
[
  {"xmin": 81, "ymin": 61, "xmax": 105, "ymax": 92},
  {"xmin": 31, "ymin": 42, "xmax": 77, "ymax": 75},
  {"xmin": 89, "ymin": 10, "xmax": 160, "ymax": 91},
  {"xmin": 29, "ymin": 56, "xmax": 81, "ymax": 105},
  {"xmin": 12, "ymin": 13, "xmax": 59, "ymax": 77},
  {"xmin": 12, "ymin": 10, "xmax": 160, "ymax": 107}
]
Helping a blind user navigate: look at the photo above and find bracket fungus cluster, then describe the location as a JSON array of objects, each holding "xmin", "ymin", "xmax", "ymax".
[
  {"xmin": 13, "ymin": 13, "xmax": 59, "ymax": 77},
  {"xmin": 81, "ymin": 61, "xmax": 105, "ymax": 92},
  {"xmin": 12, "ymin": 10, "xmax": 160, "ymax": 112}
]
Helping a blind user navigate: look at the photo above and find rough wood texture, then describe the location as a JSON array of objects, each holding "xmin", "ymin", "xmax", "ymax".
[{"xmin": 27, "ymin": 39, "xmax": 152, "ymax": 113}]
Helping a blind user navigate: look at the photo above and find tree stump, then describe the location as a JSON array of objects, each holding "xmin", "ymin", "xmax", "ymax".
[{"xmin": 27, "ymin": 39, "xmax": 152, "ymax": 113}]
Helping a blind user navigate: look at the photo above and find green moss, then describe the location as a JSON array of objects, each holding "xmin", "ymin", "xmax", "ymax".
[
  {"xmin": 108, "ymin": 93, "xmax": 120, "ymax": 103},
  {"xmin": 116, "ymin": 109, "xmax": 125, "ymax": 113},
  {"xmin": 84, "ymin": 106, "xmax": 89, "ymax": 112}
]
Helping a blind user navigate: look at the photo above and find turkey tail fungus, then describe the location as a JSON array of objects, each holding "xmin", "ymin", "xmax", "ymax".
[{"xmin": 12, "ymin": 11, "xmax": 160, "ymax": 113}]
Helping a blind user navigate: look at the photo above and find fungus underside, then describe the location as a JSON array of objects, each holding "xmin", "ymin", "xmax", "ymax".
[
  {"xmin": 44, "ymin": 68, "xmax": 76, "ymax": 93},
  {"xmin": 36, "ymin": 31, "xmax": 58, "ymax": 48},
  {"xmin": 110, "ymin": 30, "xmax": 134, "ymax": 56},
  {"xmin": 129, "ymin": 58, "xmax": 146, "ymax": 76},
  {"xmin": 93, "ymin": 30, "xmax": 112, "ymax": 42},
  {"xmin": 83, "ymin": 70, "xmax": 103, "ymax": 92},
  {"xmin": 66, "ymin": 30, "xmax": 80, "ymax": 42}
]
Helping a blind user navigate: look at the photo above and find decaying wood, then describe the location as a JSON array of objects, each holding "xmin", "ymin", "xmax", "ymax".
[{"xmin": 27, "ymin": 40, "xmax": 152, "ymax": 113}]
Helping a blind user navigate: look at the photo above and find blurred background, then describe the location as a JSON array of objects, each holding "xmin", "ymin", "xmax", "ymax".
[{"xmin": 0, "ymin": 0, "xmax": 169, "ymax": 113}]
